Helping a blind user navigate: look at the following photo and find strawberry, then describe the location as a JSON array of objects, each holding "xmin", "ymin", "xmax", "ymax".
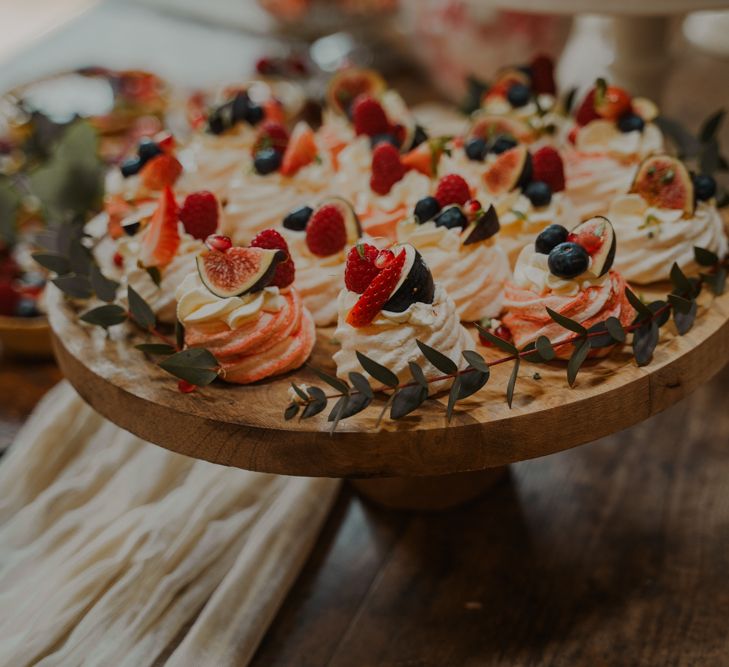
[
  {"xmin": 263, "ymin": 98, "xmax": 286, "ymax": 124},
  {"xmin": 434, "ymin": 174, "xmax": 470, "ymax": 207},
  {"xmin": 139, "ymin": 186, "xmax": 180, "ymax": 267},
  {"xmin": 532, "ymin": 147, "xmax": 565, "ymax": 192},
  {"xmin": 351, "ymin": 94, "xmax": 390, "ymax": 137},
  {"xmin": 370, "ymin": 142, "xmax": 405, "ymax": 195},
  {"xmin": 0, "ymin": 280, "xmax": 20, "ymax": 316},
  {"xmin": 575, "ymin": 89, "xmax": 600, "ymax": 126},
  {"xmin": 305, "ymin": 204, "xmax": 347, "ymax": 257},
  {"xmin": 529, "ymin": 54, "xmax": 556, "ymax": 95},
  {"xmin": 401, "ymin": 138, "xmax": 448, "ymax": 178},
  {"xmin": 155, "ymin": 132, "xmax": 176, "ymax": 153},
  {"xmin": 280, "ymin": 122, "xmax": 318, "ymax": 176},
  {"xmin": 594, "ymin": 82, "xmax": 631, "ymax": 121},
  {"xmin": 250, "ymin": 228, "xmax": 295, "ymax": 288},
  {"xmin": 180, "ymin": 191, "xmax": 219, "ymax": 239},
  {"xmin": 346, "ymin": 248, "xmax": 406, "ymax": 327},
  {"xmin": 344, "ymin": 243, "xmax": 380, "ymax": 293},
  {"xmin": 252, "ymin": 120, "xmax": 289, "ymax": 155},
  {"xmin": 139, "ymin": 154, "xmax": 183, "ymax": 190}
]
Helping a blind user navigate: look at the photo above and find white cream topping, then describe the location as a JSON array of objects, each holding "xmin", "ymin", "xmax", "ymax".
[
  {"xmin": 574, "ymin": 120, "xmax": 663, "ymax": 158},
  {"xmin": 609, "ymin": 194, "xmax": 728, "ymax": 284},
  {"xmin": 480, "ymin": 93, "xmax": 564, "ymax": 139},
  {"xmin": 175, "ymin": 271, "xmax": 283, "ymax": 329}
]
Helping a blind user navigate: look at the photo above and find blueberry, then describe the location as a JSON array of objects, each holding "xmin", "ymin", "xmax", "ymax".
[
  {"xmin": 15, "ymin": 297, "xmax": 39, "ymax": 318},
  {"xmin": 122, "ymin": 218, "xmax": 141, "ymax": 236},
  {"xmin": 231, "ymin": 92, "xmax": 251, "ymax": 122},
  {"xmin": 370, "ymin": 133, "xmax": 399, "ymax": 149},
  {"xmin": 535, "ymin": 224, "xmax": 569, "ymax": 254},
  {"xmin": 548, "ymin": 242, "xmax": 590, "ymax": 279},
  {"xmin": 137, "ymin": 138, "xmax": 162, "ymax": 163},
  {"xmin": 207, "ymin": 102, "xmax": 234, "ymax": 135},
  {"xmin": 617, "ymin": 113, "xmax": 645, "ymax": 133},
  {"xmin": 490, "ymin": 135, "xmax": 518, "ymax": 154},
  {"xmin": 414, "ymin": 196, "xmax": 441, "ymax": 223},
  {"xmin": 507, "ymin": 83, "xmax": 531, "ymax": 108},
  {"xmin": 465, "ymin": 137, "xmax": 487, "ymax": 161},
  {"xmin": 253, "ymin": 148, "xmax": 282, "ymax": 175},
  {"xmin": 524, "ymin": 180, "xmax": 552, "ymax": 207},
  {"xmin": 20, "ymin": 271, "xmax": 45, "ymax": 288},
  {"xmin": 693, "ymin": 173, "xmax": 717, "ymax": 201},
  {"xmin": 434, "ymin": 205, "xmax": 467, "ymax": 230},
  {"xmin": 283, "ymin": 206, "xmax": 313, "ymax": 231},
  {"xmin": 410, "ymin": 124, "xmax": 428, "ymax": 150},
  {"xmin": 120, "ymin": 157, "xmax": 142, "ymax": 178},
  {"xmin": 245, "ymin": 104, "xmax": 264, "ymax": 126}
]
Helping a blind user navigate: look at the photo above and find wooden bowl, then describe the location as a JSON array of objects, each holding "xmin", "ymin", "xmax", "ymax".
[{"xmin": 0, "ymin": 315, "xmax": 53, "ymax": 359}]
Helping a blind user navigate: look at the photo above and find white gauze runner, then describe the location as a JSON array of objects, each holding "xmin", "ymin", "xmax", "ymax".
[{"xmin": 0, "ymin": 380, "xmax": 340, "ymax": 666}]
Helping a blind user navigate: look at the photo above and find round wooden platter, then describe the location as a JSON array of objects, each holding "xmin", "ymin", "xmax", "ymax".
[{"xmin": 47, "ymin": 282, "xmax": 729, "ymax": 487}]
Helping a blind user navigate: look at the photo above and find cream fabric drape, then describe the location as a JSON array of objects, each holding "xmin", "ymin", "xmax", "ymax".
[{"xmin": 0, "ymin": 381, "xmax": 340, "ymax": 666}]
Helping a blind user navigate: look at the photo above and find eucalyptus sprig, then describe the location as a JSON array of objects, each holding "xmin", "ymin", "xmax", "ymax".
[{"xmin": 286, "ymin": 248, "xmax": 727, "ymax": 431}]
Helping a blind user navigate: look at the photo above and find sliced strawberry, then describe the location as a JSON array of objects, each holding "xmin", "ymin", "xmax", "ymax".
[
  {"xmin": 575, "ymin": 89, "xmax": 600, "ymax": 126},
  {"xmin": 139, "ymin": 186, "xmax": 180, "ymax": 268},
  {"xmin": 263, "ymin": 98, "xmax": 286, "ymax": 124},
  {"xmin": 139, "ymin": 154, "xmax": 183, "ymax": 190},
  {"xmin": 280, "ymin": 122, "xmax": 318, "ymax": 176},
  {"xmin": 401, "ymin": 138, "xmax": 447, "ymax": 178},
  {"xmin": 346, "ymin": 248, "xmax": 406, "ymax": 327},
  {"xmin": 252, "ymin": 121, "xmax": 289, "ymax": 155},
  {"xmin": 594, "ymin": 83, "xmax": 631, "ymax": 121}
]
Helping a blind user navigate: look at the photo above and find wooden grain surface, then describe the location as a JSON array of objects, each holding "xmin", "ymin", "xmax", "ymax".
[{"xmin": 46, "ymin": 281, "xmax": 729, "ymax": 478}]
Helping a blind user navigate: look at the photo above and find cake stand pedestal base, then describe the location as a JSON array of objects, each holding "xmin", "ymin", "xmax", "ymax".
[{"xmin": 350, "ymin": 467, "xmax": 508, "ymax": 511}]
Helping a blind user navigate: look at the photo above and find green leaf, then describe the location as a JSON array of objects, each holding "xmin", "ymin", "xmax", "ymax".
[
  {"xmin": 80, "ymin": 304, "xmax": 127, "ymax": 328},
  {"xmin": 535, "ymin": 335, "xmax": 556, "ymax": 361},
  {"xmin": 648, "ymin": 300, "xmax": 670, "ymax": 327},
  {"xmin": 128, "ymin": 285, "xmax": 156, "ymax": 330},
  {"xmin": 694, "ymin": 246, "xmax": 719, "ymax": 267},
  {"xmin": 506, "ymin": 358, "xmax": 520, "ymax": 409},
  {"xmin": 462, "ymin": 350, "xmax": 489, "ymax": 373},
  {"xmin": 159, "ymin": 348, "xmax": 218, "ymax": 386},
  {"xmin": 668, "ymin": 293, "xmax": 693, "ymax": 314},
  {"xmin": 520, "ymin": 341, "xmax": 543, "ymax": 364},
  {"xmin": 146, "ymin": 266, "xmax": 162, "ymax": 288},
  {"xmin": 291, "ymin": 382, "xmax": 309, "ymax": 401},
  {"xmin": 308, "ymin": 365, "xmax": 349, "ymax": 394},
  {"xmin": 135, "ymin": 343, "xmax": 177, "ymax": 355},
  {"xmin": 476, "ymin": 325, "xmax": 518, "ymax": 354},
  {"xmin": 89, "ymin": 264, "xmax": 119, "ymax": 303},
  {"xmin": 175, "ymin": 319, "xmax": 185, "ymax": 350},
  {"xmin": 625, "ymin": 288, "xmax": 651, "ymax": 318},
  {"xmin": 545, "ymin": 307, "xmax": 586, "ymax": 335},
  {"xmin": 669, "ymin": 262, "xmax": 692, "ymax": 295},
  {"xmin": 68, "ymin": 240, "xmax": 91, "ymax": 276},
  {"xmin": 348, "ymin": 372, "xmax": 374, "ymax": 399},
  {"xmin": 416, "ymin": 339, "xmax": 458, "ymax": 375},
  {"xmin": 457, "ymin": 370, "xmax": 489, "ymax": 400},
  {"xmin": 699, "ymin": 108, "xmax": 725, "ymax": 143},
  {"xmin": 673, "ymin": 300, "xmax": 698, "ymax": 335},
  {"xmin": 327, "ymin": 395, "xmax": 349, "ymax": 433},
  {"xmin": 390, "ymin": 385, "xmax": 428, "ymax": 419},
  {"xmin": 654, "ymin": 116, "xmax": 702, "ymax": 158},
  {"xmin": 284, "ymin": 403, "xmax": 299, "ymax": 421},
  {"xmin": 32, "ymin": 252, "xmax": 71, "ymax": 275},
  {"xmin": 0, "ymin": 178, "xmax": 20, "ymax": 246},
  {"xmin": 701, "ymin": 268, "xmax": 726, "ymax": 296},
  {"xmin": 605, "ymin": 316, "xmax": 626, "ymax": 343},
  {"xmin": 586, "ymin": 322, "xmax": 614, "ymax": 349},
  {"xmin": 567, "ymin": 339, "xmax": 590, "ymax": 386},
  {"xmin": 328, "ymin": 392, "xmax": 371, "ymax": 421},
  {"xmin": 52, "ymin": 273, "xmax": 92, "ymax": 299},
  {"xmin": 633, "ymin": 321, "xmax": 659, "ymax": 366},
  {"xmin": 408, "ymin": 361, "xmax": 428, "ymax": 388},
  {"xmin": 446, "ymin": 377, "xmax": 462, "ymax": 422},
  {"xmin": 356, "ymin": 351, "xmax": 399, "ymax": 388},
  {"xmin": 301, "ymin": 386, "xmax": 327, "ymax": 418},
  {"xmin": 700, "ymin": 140, "xmax": 720, "ymax": 175}
]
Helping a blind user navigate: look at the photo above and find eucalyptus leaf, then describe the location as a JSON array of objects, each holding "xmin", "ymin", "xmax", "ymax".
[
  {"xmin": 302, "ymin": 386, "xmax": 327, "ymax": 419},
  {"xmin": 284, "ymin": 403, "xmax": 299, "ymax": 421},
  {"xmin": 90, "ymin": 264, "xmax": 119, "ymax": 303},
  {"xmin": 701, "ymin": 268, "xmax": 726, "ymax": 296},
  {"xmin": 669, "ymin": 262, "xmax": 692, "ymax": 295},
  {"xmin": 647, "ymin": 300, "xmax": 670, "ymax": 327},
  {"xmin": 175, "ymin": 319, "xmax": 185, "ymax": 350},
  {"xmin": 476, "ymin": 326, "xmax": 518, "ymax": 354},
  {"xmin": 32, "ymin": 252, "xmax": 71, "ymax": 275},
  {"xmin": 328, "ymin": 392, "xmax": 371, "ymax": 420},
  {"xmin": 506, "ymin": 358, "xmax": 520, "ymax": 409},
  {"xmin": 668, "ymin": 293, "xmax": 693, "ymax": 314},
  {"xmin": 567, "ymin": 339, "xmax": 590, "ymax": 386},
  {"xmin": 520, "ymin": 341, "xmax": 542, "ymax": 363},
  {"xmin": 159, "ymin": 348, "xmax": 218, "ymax": 386},
  {"xmin": 327, "ymin": 396, "xmax": 349, "ymax": 433},
  {"xmin": 694, "ymin": 246, "xmax": 719, "ymax": 267},
  {"xmin": 68, "ymin": 240, "xmax": 91, "ymax": 276},
  {"xmin": 390, "ymin": 385, "xmax": 428, "ymax": 419},
  {"xmin": 408, "ymin": 361, "xmax": 428, "ymax": 388},
  {"xmin": 546, "ymin": 307, "xmax": 587, "ymax": 335},
  {"xmin": 457, "ymin": 369, "xmax": 489, "ymax": 400},
  {"xmin": 356, "ymin": 351, "xmax": 399, "ymax": 388},
  {"xmin": 128, "ymin": 285, "xmax": 156, "ymax": 330},
  {"xmin": 699, "ymin": 108, "xmax": 725, "ymax": 143},
  {"xmin": 633, "ymin": 321, "xmax": 659, "ymax": 366},
  {"xmin": 654, "ymin": 116, "xmax": 701, "ymax": 158},
  {"xmin": 52, "ymin": 273, "xmax": 92, "ymax": 299},
  {"xmin": 80, "ymin": 304, "xmax": 127, "ymax": 328},
  {"xmin": 348, "ymin": 372, "xmax": 374, "ymax": 399},
  {"xmin": 308, "ymin": 365, "xmax": 349, "ymax": 394},
  {"xmin": 416, "ymin": 339, "xmax": 458, "ymax": 375},
  {"xmin": 605, "ymin": 316, "xmax": 626, "ymax": 343},
  {"xmin": 700, "ymin": 140, "xmax": 720, "ymax": 175},
  {"xmin": 0, "ymin": 178, "xmax": 20, "ymax": 245},
  {"xmin": 535, "ymin": 335, "xmax": 556, "ymax": 361},
  {"xmin": 586, "ymin": 322, "xmax": 614, "ymax": 349},
  {"xmin": 135, "ymin": 343, "xmax": 176, "ymax": 355},
  {"xmin": 291, "ymin": 382, "xmax": 309, "ymax": 401},
  {"xmin": 446, "ymin": 377, "xmax": 462, "ymax": 422},
  {"xmin": 673, "ymin": 300, "xmax": 698, "ymax": 335},
  {"xmin": 625, "ymin": 288, "xmax": 651, "ymax": 318},
  {"xmin": 146, "ymin": 266, "xmax": 162, "ymax": 288},
  {"xmin": 463, "ymin": 350, "xmax": 489, "ymax": 373}
]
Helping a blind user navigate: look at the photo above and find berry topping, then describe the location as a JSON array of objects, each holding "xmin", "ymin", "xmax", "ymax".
[
  {"xmin": 374, "ymin": 248, "xmax": 396, "ymax": 269},
  {"xmin": 631, "ymin": 155, "xmax": 694, "ymax": 215},
  {"xmin": 434, "ymin": 174, "xmax": 470, "ymax": 207},
  {"xmin": 120, "ymin": 157, "xmax": 142, "ymax": 178},
  {"xmin": 246, "ymin": 104, "xmax": 265, "ymax": 126},
  {"xmin": 529, "ymin": 54, "xmax": 556, "ymax": 95},
  {"xmin": 535, "ymin": 224, "xmax": 569, "ymax": 254},
  {"xmin": 250, "ymin": 229, "xmax": 295, "ymax": 288},
  {"xmin": 0, "ymin": 281, "xmax": 20, "ymax": 317},
  {"xmin": 617, "ymin": 113, "xmax": 645, "ymax": 133},
  {"xmin": 138, "ymin": 137, "xmax": 163, "ymax": 163},
  {"xmin": 113, "ymin": 251, "xmax": 124, "ymax": 268},
  {"xmin": 532, "ymin": 146, "xmax": 565, "ymax": 192},
  {"xmin": 594, "ymin": 83, "xmax": 632, "ymax": 121},
  {"xmin": 575, "ymin": 89, "xmax": 600, "ymax": 126},
  {"xmin": 465, "ymin": 199, "xmax": 482, "ymax": 218},
  {"xmin": 414, "ymin": 196, "xmax": 441, "ymax": 224},
  {"xmin": 483, "ymin": 145, "xmax": 532, "ymax": 196},
  {"xmin": 370, "ymin": 142, "xmax": 406, "ymax": 195},
  {"xmin": 548, "ymin": 242, "xmax": 590, "ymax": 279},
  {"xmin": 139, "ymin": 187, "xmax": 180, "ymax": 268},
  {"xmin": 346, "ymin": 248, "xmax": 407, "ymax": 327},
  {"xmin": 139, "ymin": 154, "xmax": 183, "ymax": 190},
  {"xmin": 283, "ymin": 205, "xmax": 313, "ymax": 231},
  {"xmin": 305, "ymin": 203, "xmax": 347, "ymax": 257},
  {"xmin": 401, "ymin": 137, "xmax": 448, "ymax": 178},
  {"xmin": 370, "ymin": 133, "xmax": 399, "ymax": 149},
  {"xmin": 490, "ymin": 135, "xmax": 518, "ymax": 154},
  {"xmin": 179, "ymin": 191, "xmax": 219, "ymax": 240},
  {"xmin": 280, "ymin": 122, "xmax": 318, "ymax": 176},
  {"xmin": 344, "ymin": 243, "xmax": 380, "ymax": 293},
  {"xmin": 253, "ymin": 148, "xmax": 282, "ymax": 175},
  {"xmin": 524, "ymin": 181, "xmax": 552, "ymax": 207},
  {"xmin": 205, "ymin": 234, "xmax": 233, "ymax": 252},
  {"xmin": 693, "ymin": 173, "xmax": 717, "ymax": 201},
  {"xmin": 434, "ymin": 205, "xmax": 468, "ymax": 230},
  {"xmin": 567, "ymin": 216, "xmax": 616, "ymax": 277},
  {"xmin": 252, "ymin": 120, "xmax": 289, "ymax": 155},
  {"xmin": 15, "ymin": 296, "xmax": 39, "ymax": 318},
  {"xmin": 197, "ymin": 245, "xmax": 285, "ymax": 298},
  {"xmin": 178, "ymin": 379, "xmax": 196, "ymax": 394},
  {"xmin": 465, "ymin": 137, "xmax": 487, "ymax": 161},
  {"xmin": 507, "ymin": 83, "xmax": 531, "ymax": 108},
  {"xmin": 351, "ymin": 94, "xmax": 391, "ymax": 137},
  {"xmin": 326, "ymin": 68, "xmax": 386, "ymax": 116}
]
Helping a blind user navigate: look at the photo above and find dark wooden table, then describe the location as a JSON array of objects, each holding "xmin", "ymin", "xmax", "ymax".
[{"xmin": 3, "ymin": 351, "xmax": 728, "ymax": 666}]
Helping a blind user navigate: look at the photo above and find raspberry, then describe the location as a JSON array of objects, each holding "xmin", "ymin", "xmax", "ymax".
[
  {"xmin": 434, "ymin": 174, "xmax": 470, "ymax": 207},
  {"xmin": 139, "ymin": 154, "xmax": 183, "ymax": 190},
  {"xmin": 252, "ymin": 120, "xmax": 289, "ymax": 155},
  {"xmin": 351, "ymin": 94, "xmax": 390, "ymax": 137},
  {"xmin": 250, "ymin": 229, "xmax": 295, "ymax": 288},
  {"xmin": 344, "ymin": 243, "xmax": 380, "ymax": 293},
  {"xmin": 532, "ymin": 147, "xmax": 565, "ymax": 192},
  {"xmin": 370, "ymin": 143, "xmax": 405, "ymax": 195},
  {"xmin": 0, "ymin": 280, "xmax": 20, "ymax": 316},
  {"xmin": 178, "ymin": 380, "xmax": 196, "ymax": 393},
  {"xmin": 305, "ymin": 204, "xmax": 347, "ymax": 257},
  {"xmin": 346, "ymin": 249, "xmax": 406, "ymax": 327},
  {"xmin": 113, "ymin": 251, "xmax": 124, "ymax": 268},
  {"xmin": 530, "ymin": 54, "xmax": 556, "ymax": 95},
  {"xmin": 179, "ymin": 191, "xmax": 219, "ymax": 239}
]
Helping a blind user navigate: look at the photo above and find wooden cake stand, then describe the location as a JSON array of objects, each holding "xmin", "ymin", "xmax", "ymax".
[{"xmin": 47, "ymin": 283, "xmax": 729, "ymax": 510}]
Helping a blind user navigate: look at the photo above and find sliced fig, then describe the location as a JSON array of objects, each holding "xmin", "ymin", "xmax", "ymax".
[
  {"xmin": 462, "ymin": 204, "xmax": 500, "ymax": 246},
  {"xmin": 567, "ymin": 216, "xmax": 616, "ymax": 277},
  {"xmin": 483, "ymin": 145, "xmax": 532, "ymax": 196},
  {"xmin": 316, "ymin": 197, "xmax": 362, "ymax": 245},
  {"xmin": 630, "ymin": 155, "xmax": 694, "ymax": 216},
  {"xmin": 196, "ymin": 246, "xmax": 286, "ymax": 298},
  {"xmin": 383, "ymin": 244, "xmax": 435, "ymax": 312},
  {"xmin": 326, "ymin": 68, "xmax": 386, "ymax": 115},
  {"xmin": 468, "ymin": 112, "xmax": 536, "ymax": 144}
]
